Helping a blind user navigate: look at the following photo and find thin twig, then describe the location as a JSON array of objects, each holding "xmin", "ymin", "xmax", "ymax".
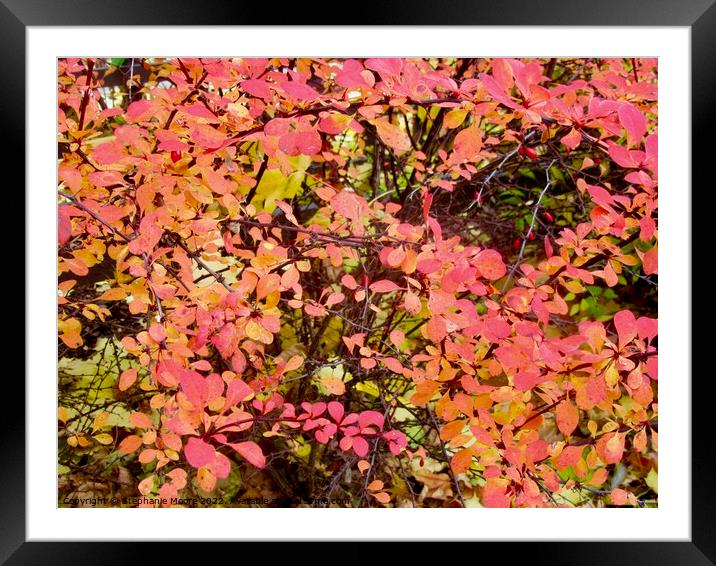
[
  {"xmin": 501, "ymin": 159, "xmax": 557, "ymax": 292},
  {"xmin": 427, "ymin": 407, "xmax": 466, "ymax": 507}
]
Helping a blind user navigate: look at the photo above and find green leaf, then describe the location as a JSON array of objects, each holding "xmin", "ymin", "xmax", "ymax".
[{"xmin": 645, "ymin": 468, "xmax": 658, "ymax": 494}]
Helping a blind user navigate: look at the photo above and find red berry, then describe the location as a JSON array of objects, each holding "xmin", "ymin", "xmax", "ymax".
[
  {"xmin": 528, "ymin": 230, "xmax": 535, "ymax": 241},
  {"xmin": 544, "ymin": 211, "xmax": 554, "ymax": 223},
  {"xmin": 524, "ymin": 147, "xmax": 538, "ymax": 159},
  {"xmin": 518, "ymin": 145, "xmax": 525, "ymax": 156},
  {"xmin": 513, "ymin": 238, "xmax": 522, "ymax": 250},
  {"xmin": 170, "ymin": 150, "xmax": 181, "ymax": 163}
]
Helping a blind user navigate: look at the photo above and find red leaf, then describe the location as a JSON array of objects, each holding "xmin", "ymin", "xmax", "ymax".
[
  {"xmin": 586, "ymin": 374, "xmax": 608, "ymax": 405},
  {"xmin": 404, "ymin": 292, "xmax": 421, "ymax": 315},
  {"xmin": 180, "ymin": 102, "xmax": 218, "ymax": 121},
  {"xmin": 556, "ymin": 445, "xmax": 583, "ymax": 468},
  {"xmin": 543, "ymin": 236, "xmax": 554, "ymax": 258}
]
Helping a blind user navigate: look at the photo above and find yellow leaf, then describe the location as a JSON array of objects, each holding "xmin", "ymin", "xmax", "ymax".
[
  {"xmin": 444, "ymin": 108, "xmax": 468, "ymax": 129},
  {"xmin": 93, "ymin": 433, "xmax": 114, "ymax": 445},
  {"xmin": 92, "ymin": 411, "xmax": 110, "ymax": 432},
  {"xmin": 58, "ymin": 406, "xmax": 72, "ymax": 424},
  {"xmin": 645, "ymin": 468, "xmax": 658, "ymax": 494},
  {"xmin": 356, "ymin": 380, "xmax": 380, "ymax": 398},
  {"xmin": 245, "ymin": 320, "xmax": 267, "ymax": 342},
  {"xmin": 196, "ymin": 467, "xmax": 216, "ymax": 493}
]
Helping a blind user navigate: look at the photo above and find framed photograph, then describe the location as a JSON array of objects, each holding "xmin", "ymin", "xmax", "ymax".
[{"xmin": 7, "ymin": 0, "xmax": 707, "ymax": 562}]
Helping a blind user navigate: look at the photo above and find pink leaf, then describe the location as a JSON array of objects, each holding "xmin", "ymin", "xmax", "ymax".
[
  {"xmin": 179, "ymin": 369, "xmax": 209, "ymax": 409},
  {"xmin": 224, "ymin": 379, "xmax": 253, "ymax": 408},
  {"xmin": 618, "ymin": 103, "xmax": 647, "ymax": 146},
  {"xmin": 58, "ymin": 205, "xmax": 72, "ymax": 245},
  {"xmin": 351, "ymin": 436, "xmax": 369, "ymax": 457},
  {"xmin": 560, "ymin": 128, "xmax": 582, "ymax": 150},
  {"xmin": 229, "ymin": 440, "xmax": 266, "ymax": 468},
  {"xmin": 127, "ymin": 99, "xmax": 153, "ymax": 121},
  {"xmin": 93, "ymin": 141, "xmax": 126, "ymax": 165},
  {"xmin": 474, "ymin": 249, "xmax": 506, "ymax": 281},
  {"xmin": 636, "ymin": 317, "xmax": 658, "ymax": 343},
  {"xmin": 327, "ymin": 401, "xmax": 345, "ymax": 423},
  {"xmin": 614, "ymin": 310, "xmax": 637, "ymax": 350},
  {"xmin": 608, "ymin": 142, "xmax": 640, "ymax": 168},
  {"xmin": 369, "ymin": 280, "xmax": 400, "ymax": 293},
  {"xmin": 330, "ymin": 190, "xmax": 369, "ymax": 223},
  {"xmin": 364, "ymin": 58, "xmax": 404, "ymax": 79},
  {"xmin": 358, "ymin": 410, "xmax": 384, "ymax": 431},
  {"xmin": 184, "ymin": 437, "xmax": 216, "ymax": 469},
  {"xmin": 241, "ymin": 79, "xmax": 272, "ymax": 98}
]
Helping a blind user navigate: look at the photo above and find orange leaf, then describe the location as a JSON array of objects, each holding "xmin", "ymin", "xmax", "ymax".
[
  {"xmin": 118, "ymin": 435, "xmax": 143, "ymax": 454},
  {"xmin": 371, "ymin": 492, "xmax": 391, "ymax": 504},
  {"xmin": 555, "ymin": 399, "xmax": 579, "ymax": 437},
  {"xmin": 371, "ymin": 118, "xmax": 411, "ymax": 154},
  {"xmin": 367, "ymin": 479, "xmax": 384, "ymax": 491}
]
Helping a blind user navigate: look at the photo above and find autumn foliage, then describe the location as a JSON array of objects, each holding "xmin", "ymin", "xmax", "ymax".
[{"xmin": 58, "ymin": 57, "xmax": 658, "ymax": 508}]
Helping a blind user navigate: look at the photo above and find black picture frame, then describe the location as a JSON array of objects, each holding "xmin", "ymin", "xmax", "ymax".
[{"xmin": 6, "ymin": 1, "xmax": 707, "ymax": 563}]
